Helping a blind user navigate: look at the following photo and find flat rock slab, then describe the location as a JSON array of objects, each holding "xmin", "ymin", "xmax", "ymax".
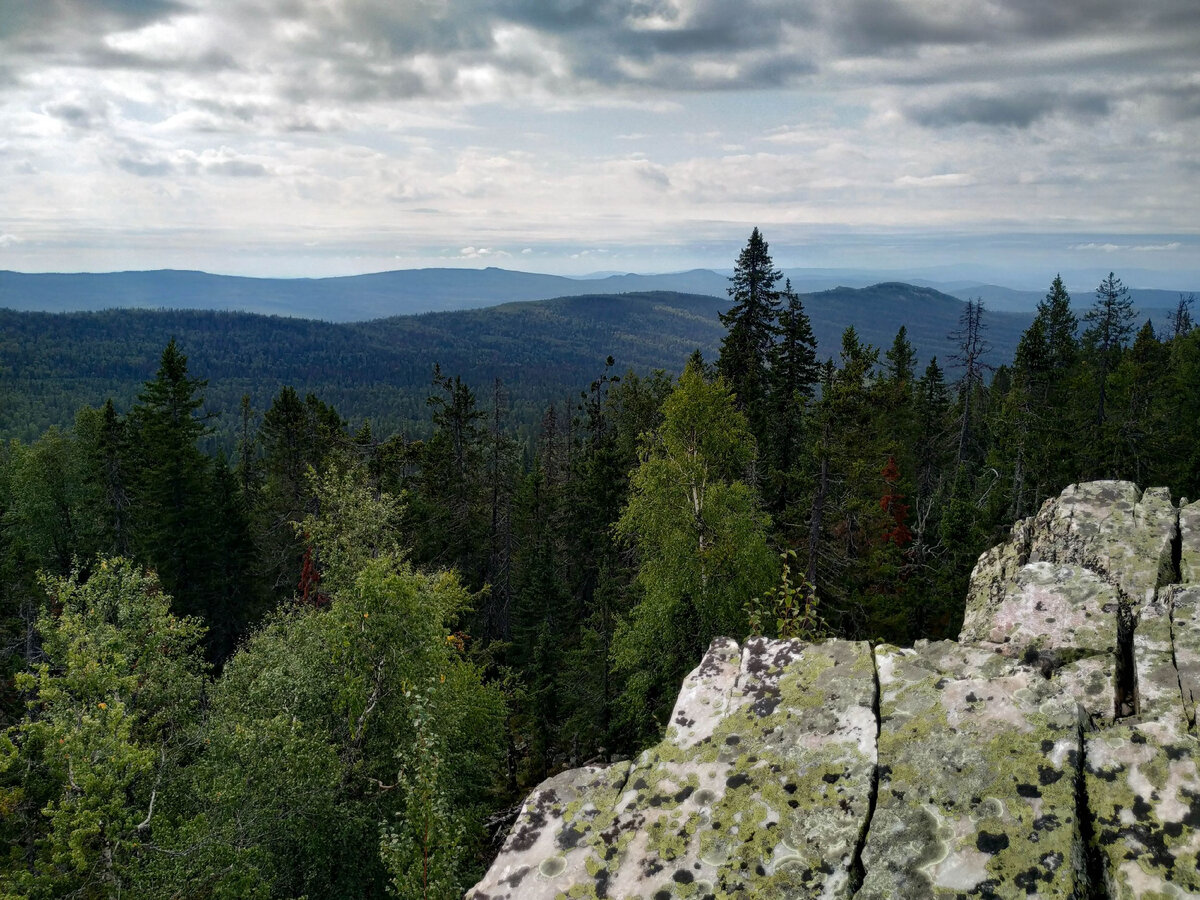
[
  {"xmin": 1085, "ymin": 723, "xmax": 1200, "ymax": 897},
  {"xmin": 959, "ymin": 561, "xmax": 1120, "ymax": 656},
  {"xmin": 467, "ymin": 638, "xmax": 878, "ymax": 900},
  {"xmin": 1029, "ymin": 481, "xmax": 1177, "ymax": 610},
  {"xmin": 859, "ymin": 641, "xmax": 1087, "ymax": 899}
]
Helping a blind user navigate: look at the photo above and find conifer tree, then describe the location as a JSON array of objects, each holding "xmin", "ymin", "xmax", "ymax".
[
  {"xmin": 764, "ymin": 279, "xmax": 818, "ymax": 511},
  {"xmin": 127, "ymin": 340, "xmax": 215, "ymax": 624},
  {"xmin": 1083, "ymin": 271, "xmax": 1135, "ymax": 427},
  {"xmin": 717, "ymin": 228, "xmax": 782, "ymax": 440}
]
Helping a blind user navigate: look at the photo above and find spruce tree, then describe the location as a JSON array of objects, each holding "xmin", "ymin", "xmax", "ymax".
[
  {"xmin": 127, "ymin": 339, "xmax": 215, "ymax": 623},
  {"xmin": 764, "ymin": 279, "xmax": 818, "ymax": 511},
  {"xmin": 717, "ymin": 228, "xmax": 782, "ymax": 440},
  {"xmin": 1083, "ymin": 271, "xmax": 1135, "ymax": 427}
]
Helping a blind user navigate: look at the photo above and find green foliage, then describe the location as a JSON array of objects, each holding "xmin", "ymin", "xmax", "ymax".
[
  {"xmin": 0, "ymin": 560, "xmax": 207, "ymax": 899},
  {"xmin": 746, "ymin": 550, "xmax": 827, "ymax": 641},
  {"xmin": 2, "ymin": 249, "xmax": 1199, "ymax": 899},
  {"xmin": 718, "ymin": 227, "xmax": 783, "ymax": 439},
  {"xmin": 614, "ymin": 359, "xmax": 776, "ymax": 738},
  {"xmin": 172, "ymin": 467, "xmax": 506, "ymax": 899}
]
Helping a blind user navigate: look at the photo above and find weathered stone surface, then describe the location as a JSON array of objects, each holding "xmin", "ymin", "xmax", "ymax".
[
  {"xmin": 467, "ymin": 637, "xmax": 877, "ymax": 900},
  {"xmin": 959, "ymin": 560, "xmax": 1120, "ymax": 656},
  {"xmin": 1166, "ymin": 584, "xmax": 1200, "ymax": 730},
  {"xmin": 1183, "ymin": 499, "xmax": 1200, "ymax": 585},
  {"xmin": 1027, "ymin": 481, "xmax": 1177, "ymax": 610},
  {"xmin": 1084, "ymin": 722, "xmax": 1200, "ymax": 898},
  {"xmin": 1056, "ymin": 654, "xmax": 1119, "ymax": 721},
  {"xmin": 963, "ymin": 516, "xmax": 1034, "ymax": 633},
  {"xmin": 667, "ymin": 636, "xmax": 741, "ymax": 749},
  {"xmin": 858, "ymin": 642, "xmax": 1087, "ymax": 899},
  {"xmin": 472, "ymin": 483, "xmax": 1200, "ymax": 898},
  {"xmin": 469, "ymin": 762, "xmax": 632, "ymax": 900}
]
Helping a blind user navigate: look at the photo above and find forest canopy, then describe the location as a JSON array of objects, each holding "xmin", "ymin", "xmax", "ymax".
[{"xmin": 2, "ymin": 234, "xmax": 1197, "ymax": 898}]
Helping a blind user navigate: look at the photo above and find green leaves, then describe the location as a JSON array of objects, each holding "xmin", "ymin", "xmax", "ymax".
[
  {"xmin": 614, "ymin": 359, "xmax": 776, "ymax": 737},
  {"xmin": 1, "ymin": 560, "xmax": 206, "ymax": 899}
]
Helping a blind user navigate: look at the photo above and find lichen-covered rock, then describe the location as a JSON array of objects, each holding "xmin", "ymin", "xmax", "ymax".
[
  {"xmin": 1028, "ymin": 481, "xmax": 1177, "ymax": 610},
  {"xmin": 959, "ymin": 561, "xmax": 1120, "ymax": 656},
  {"xmin": 1055, "ymin": 654, "xmax": 1119, "ymax": 721},
  {"xmin": 467, "ymin": 637, "xmax": 878, "ymax": 900},
  {"xmin": 468, "ymin": 762, "xmax": 633, "ymax": 900},
  {"xmin": 858, "ymin": 642, "xmax": 1087, "ymax": 899},
  {"xmin": 1182, "ymin": 499, "xmax": 1200, "ymax": 585},
  {"xmin": 667, "ymin": 636, "xmax": 741, "ymax": 749},
  {"xmin": 472, "ymin": 483, "xmax": 1200, "ymax": 898},
  {"xmin": 1165, "ymin": 584, "xmax": 1200, "ymax": 730},
  {"xmin": 1084, "ymin": 723, "xmax": 1200, "ymax": 898},
  {"xmin": 963, "ymin": 515, "xmax": 1034, "ymax": 630}
]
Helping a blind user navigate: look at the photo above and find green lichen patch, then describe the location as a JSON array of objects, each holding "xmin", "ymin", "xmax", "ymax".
[
  {"xmin": 859, "ymin": 642, "xmax": 1088, "ymax": 899},
  {"xmin": 1084, "ymin": 723, "xmax": 1200, "ymax": 898}
]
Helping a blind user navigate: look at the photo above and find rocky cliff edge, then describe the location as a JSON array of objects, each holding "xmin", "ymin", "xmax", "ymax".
[{"xmin": 469, "ymin": 481, "xmax": 1200, "ymax": 899}]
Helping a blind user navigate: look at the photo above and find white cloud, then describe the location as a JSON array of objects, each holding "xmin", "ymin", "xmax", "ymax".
[{"xmin": 0, "ymin": 0, "xmax": 1196, "ymax": 277}]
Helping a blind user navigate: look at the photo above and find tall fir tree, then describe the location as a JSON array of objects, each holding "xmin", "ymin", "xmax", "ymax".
[
  {"xmin": 127, "ymin": 340, "xmax": 215, "ymax": 622},
  {"xmin": 763, "ymin": 279, "xmax": 819, "ymax": 513},
  {"xmin": 1083, "ymin": 271, "xmax": 1135, "ymax": 428},
  {"xmin": 717, "ymin": 228, "xmax": 782, "ymax": 443}
]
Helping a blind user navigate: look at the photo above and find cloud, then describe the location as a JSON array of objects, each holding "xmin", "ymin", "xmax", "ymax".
[
  {"xmin": 1071, "ymin": 241, "xmax": 1183, "ymax": 253},
  {"xmin": 117, "ymin": 155, "xmax": 174, "ymax": 176},
  {"xmin": 456, "ymin": 246, "xmax": 511, "ymax": 259},
  {"xmin": 43, "ymin": 94, "xmax": 110, "ymax": 129},
  {"xmin": 0, "ymin": 233, "xmax": 22, "ymax": 247},
  {"xmin": 907, "ymin": 91, "xmax": 1111, "ymax": 129},
  {"xmin": 895, "ymin": 173, "xmax": 975, "ymax": 188}
]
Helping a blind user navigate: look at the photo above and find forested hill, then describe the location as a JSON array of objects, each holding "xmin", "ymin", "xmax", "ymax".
[{"xmin": 1, "ymin": 285, "xmax": 1032, "ymax": 443}]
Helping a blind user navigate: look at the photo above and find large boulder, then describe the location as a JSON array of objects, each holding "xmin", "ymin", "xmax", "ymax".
[{"xmin": 470, "ymin": 482, "xmax": 1200, "ymax": 898}]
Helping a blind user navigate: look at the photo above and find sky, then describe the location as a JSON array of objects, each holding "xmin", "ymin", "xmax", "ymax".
[{"xmin": 1, "ymin": 0, "xmax": 1198, "ymax": 285}]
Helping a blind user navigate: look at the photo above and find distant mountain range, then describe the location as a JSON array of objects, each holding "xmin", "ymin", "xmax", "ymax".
[{"xmin": 2, "ymin": 266, "xmax": 1193, "ymax": 320}]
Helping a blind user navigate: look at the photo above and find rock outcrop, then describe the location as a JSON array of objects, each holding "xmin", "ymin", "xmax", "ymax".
[{"xmin": 469, "ymin": 482, "xmax": 1200, "ymax": 899}]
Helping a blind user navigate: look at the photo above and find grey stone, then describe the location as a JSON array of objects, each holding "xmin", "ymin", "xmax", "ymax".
[
  {"xmin": 1182, "ymin": 499, "xmax": 1200, "ymax": 585},
  {"xmin": 960, "ymin": 560, "xmax": 1120, "ymax": 656},
  {"xmin": 858, "ymin": 642, "xmax": 1087, "ymax": 899},
  {"xmin": 1027, "ymin": 480, "xmax": 1176, "ymax": 610},
  {"xmin": 467, "ymin": 637, "xmax": 877, "ymax": 900}
]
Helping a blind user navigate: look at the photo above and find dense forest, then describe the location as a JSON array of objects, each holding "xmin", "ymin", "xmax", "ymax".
[
  {"xmin": 0, "ymin": 283, "xmax": 1037, "ymax": 447},
  {"xmin": 2, "ymin": 230, "xmax": 1198, "ymax": 898}
]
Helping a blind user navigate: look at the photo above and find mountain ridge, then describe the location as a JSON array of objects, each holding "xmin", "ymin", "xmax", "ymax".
[{"xmin": 3, "ymin": 266, "xmax": 1193, "ymax": 320}]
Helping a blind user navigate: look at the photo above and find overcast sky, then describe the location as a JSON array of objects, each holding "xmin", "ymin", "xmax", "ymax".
[{"xmin": 1, "ymin": 0, "xmax": 1198, "ymax": 284}]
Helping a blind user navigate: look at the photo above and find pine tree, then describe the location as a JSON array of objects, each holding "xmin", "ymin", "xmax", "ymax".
[
  {"xmin": 1008, "ymin": 276, "xmax": 1081, "ymax": 515},
  {"xmin": 1170, "ymin": 293, "xmax": 1195, "ymax": 340},
  {"xmin": 949, "ymin": 299, "xmax": 991, "ymax": 475}
]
